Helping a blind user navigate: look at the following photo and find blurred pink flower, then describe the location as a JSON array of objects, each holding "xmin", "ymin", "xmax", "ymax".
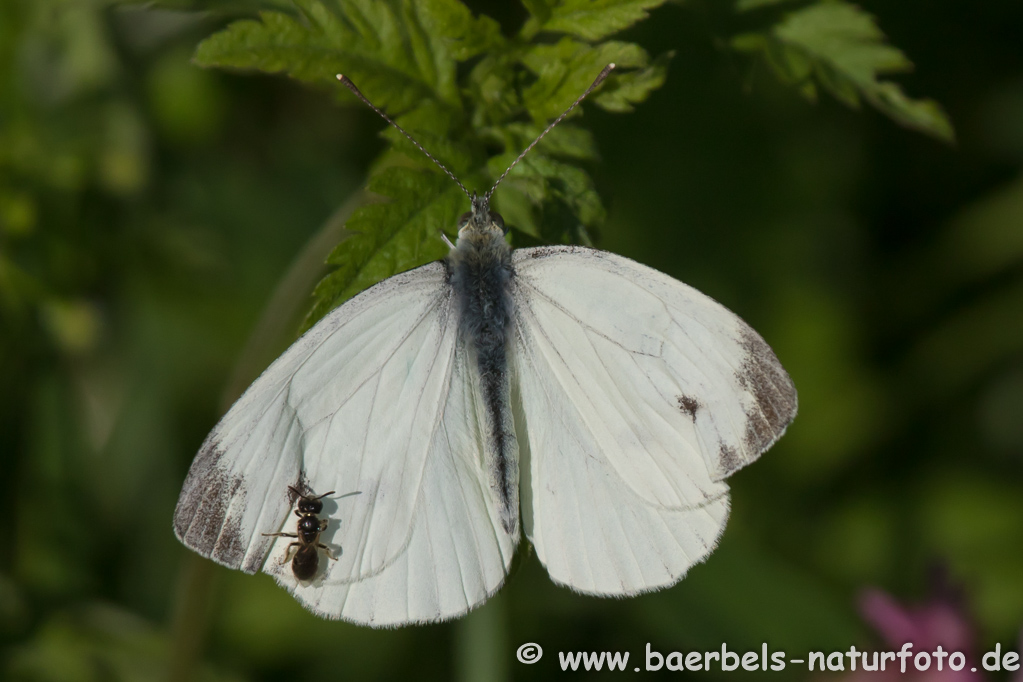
[{"xmin": 846, "ymin": 588, "xmax": 983, "ymax": 682}]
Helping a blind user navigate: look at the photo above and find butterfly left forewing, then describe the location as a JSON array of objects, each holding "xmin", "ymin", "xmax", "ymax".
[
  {"xmin": 176, "ymin": 262, "xmax": 514, "ymax": 627},
  {"xmin": 175, "ymin": 263, "xmax": 456, "ymax": 576}
]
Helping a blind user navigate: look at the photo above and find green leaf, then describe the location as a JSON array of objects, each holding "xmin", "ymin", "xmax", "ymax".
[
  {"xmin": 593, "ymin": 50, "xmax": 673, "ymax": 113},
  {"xmin": 487, "ymin": 152, "xmax": 606, "ymax": 230},
  {"xmin": 774, "ymin": 2, "xmax": 911, "ymax": 83},
  {"xmin": 464, "ymin": 53, "xmax": 522, "ymax": 129},
  {"xmin": 382, "ymin": 99, "xmax": 479, "ymax": 174},
  {"xmin": 520, "ymin": 0, "xmax": 553, "ymax": 25},
  {"xmin": 520, "ymin": 38, "xmax": 651, "ymax": 121},
  {"xmin": 734, "ymin": 0, "xmax": 955, "ymax": 141},
  {"xmin": 521, "ymin": 0, "xmax": 668, "ymax": 42},
  {"xmin": 533, "ymin": 157, "xmax": 605, "ymax": 227},
  {"xmin": 194, "ymin": 0, "xmax": 502, "ymax": 113},
  {"xmin": 503, "ymin": 123, "xmax": 599, "ymax": 161},
  {"xmin": 483, "ymin": 122, "xmax": 601, "ymax": 240},
  {"xmin": 194, "ymin": 0, "xmax": 674, "ymax": 326},
  {"xmin": 866, "ymin": 81, "xmax": 955, "ymax": 141},
  {"xmin": 408, "ymin": 0, "xmax": 504, "ymax": 63},
  {"xmin": 302, "ymin": 166, "xmax": 463, "ymax": 329}
]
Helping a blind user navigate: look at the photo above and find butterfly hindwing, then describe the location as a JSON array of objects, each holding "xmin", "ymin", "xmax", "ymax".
[{"xmin": 274, "ymin": 331, "xmax": 518, "ymax": 625}]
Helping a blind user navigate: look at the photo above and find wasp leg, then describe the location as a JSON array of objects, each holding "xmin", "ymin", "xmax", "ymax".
[
  {"xmin": 262, "ymin": 532, "xmax": 298, "ymax": 538},
  {"xmin": 318, "ymin": 544, "xmax": 337, "ymax": 560},
  {"xmin": 284, "ymin": 542, "xmax": 300, "ymax": 563}
]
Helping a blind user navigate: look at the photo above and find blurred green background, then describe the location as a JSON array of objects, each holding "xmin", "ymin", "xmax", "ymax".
[{"xmin": 2, "ymin": 0, "xmax": 1022, "ymax": 680}]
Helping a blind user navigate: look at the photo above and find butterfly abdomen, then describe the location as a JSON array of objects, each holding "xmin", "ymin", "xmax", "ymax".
[{"xmin": 449, "ymin": 233, "xmax": 519, "ymax": 535}]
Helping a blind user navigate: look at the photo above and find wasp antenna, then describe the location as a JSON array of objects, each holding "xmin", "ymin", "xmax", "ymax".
[
  {"xmin": 337, "ymin": 74, "xmax": 472, "ymax": 199},
  {"xmin": 485, "ymin": 64, "xmax": 615, "ymax": 202}
]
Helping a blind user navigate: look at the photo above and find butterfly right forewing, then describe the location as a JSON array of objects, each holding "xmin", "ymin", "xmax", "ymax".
[{"xmin": 510, "ymin": 246, "xmax": 796, "ymax": 595}]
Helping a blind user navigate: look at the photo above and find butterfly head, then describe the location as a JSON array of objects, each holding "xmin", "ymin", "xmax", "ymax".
[{"xmin": 457, "ymin": 192, "xmax": 506, "ymax": 241}]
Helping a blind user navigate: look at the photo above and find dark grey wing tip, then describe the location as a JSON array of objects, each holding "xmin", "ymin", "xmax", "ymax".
[
  {"xmin": 172, "ymin": 432, "xmax": 250, "ymax": 571},
  {"xmin": 739, "ymin": 324, "xmax": 798, "ymax": 439},
  {"xmin": 715, "ymin": 325, "xmax": 797, "ymax": 479}
]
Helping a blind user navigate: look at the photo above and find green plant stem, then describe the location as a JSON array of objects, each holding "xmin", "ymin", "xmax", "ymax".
[
  {"xmin": 168, "ymin": 554, "xmax": 216, "ymax": 682},
  {"xmin": 455, "ymin": 592, "xmax": 509, "ymax": 682}
]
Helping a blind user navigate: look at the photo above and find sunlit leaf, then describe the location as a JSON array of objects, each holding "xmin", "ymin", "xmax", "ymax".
[
  {"xmin": 594, "ymin": 51, "xmax": 673, "ymax": 113},
  {"xmin": 520, "ymin": 38, "xmax": 656, "ymax": 120},
  {"xmin": 194, "ymin": 0, "xmax": 502, "ymax": 112},
  {"xmin": 193, "ymin": 0, "xmax": 671, "ymax": 325}
]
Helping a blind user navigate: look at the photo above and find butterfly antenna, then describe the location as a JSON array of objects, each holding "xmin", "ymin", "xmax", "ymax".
[
  {"xmin": 337, "ymin": 74, "xmax": 472, "ymax": 200},
  {"xmin": 485, "ymin": 63, "xmax": 615, "ymax": 202}
]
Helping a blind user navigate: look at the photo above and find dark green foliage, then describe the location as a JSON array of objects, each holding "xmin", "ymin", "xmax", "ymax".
[
  {"xmin": 520, "ymin": 0, "xmax": 667, "ymax": 41},
  {"xmin": 195, "ymin": 0, "xmax": 676, "ymax": 327},
  {"xmin": 192, "ymin": 0, "xmax": 955, "ymax": 329},
  {"xmin": 732, "ymin": 0, "xmax": 954, "ymax": 141}
]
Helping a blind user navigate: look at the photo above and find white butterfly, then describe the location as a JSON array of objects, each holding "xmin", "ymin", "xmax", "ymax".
[{"xmin": 173, "ymin": 65, "xmax": 797, "ymax": 627}]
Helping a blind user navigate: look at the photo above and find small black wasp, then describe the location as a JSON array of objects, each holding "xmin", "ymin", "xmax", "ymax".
[{"xmin": 263, "ymin": 486, "xmax": 359, "ymax": 581}]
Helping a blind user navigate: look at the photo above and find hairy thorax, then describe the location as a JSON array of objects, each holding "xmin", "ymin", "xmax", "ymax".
[{"xmin": 447, "ymin": 231, "xmax": 514, "ymax": 356}]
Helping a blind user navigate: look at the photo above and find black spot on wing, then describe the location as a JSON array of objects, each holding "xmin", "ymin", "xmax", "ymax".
[
  {"xmin": 735, "ymin": 325, "xmax": 798, "ymax": 455},
  {"xmin": 173, "ymin": 432, "xmax": 247, "ymax": 569},
  {"xmin": 677, "ymin": 395, "xmax": 700, "ymax": 422}
]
